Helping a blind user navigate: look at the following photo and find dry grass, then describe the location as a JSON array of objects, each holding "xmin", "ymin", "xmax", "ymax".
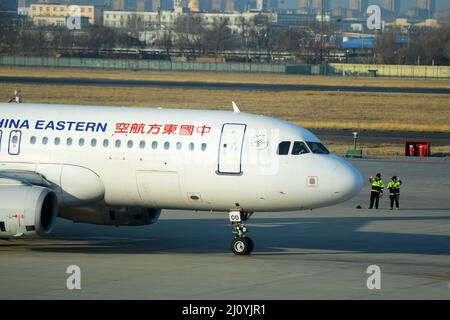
[
  {"xmin": 1, "ymin": 80, "xmax": 449, "ymax": 156},
  {"xmin": 1, "ymin": 82, "xmax": 449, "ymax": 133},
  {"xmin": 1, "ymin": 66, "xmax": 450, "ymax": 89}
]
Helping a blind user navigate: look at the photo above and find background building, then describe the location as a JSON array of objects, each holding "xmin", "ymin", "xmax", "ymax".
[
  {"xmin": 404, "ymin": 7, "xmax": 430, "ymax": 19},
  {"xmin": 225, "ymin": 0, "xmax": 234, "ymax": 12},
  {"xmin": 297, "ymin": 0, "xmax": 312, "ymax": 9},
  {"xmin": 113, "ymin": 0, "xmax": 125, "ymax": 11},
  {"xmin": 137, "ymin": 0, "xmax": 145, "ymax": 11},
  {"xmin": 152, "ymin": 0, "xmax": 161, "ymax": 11},
  {"xmin": 417, "ymin": 0, "xmax": 436, "ymax": 17},
  {"xmin": 348, "ymin": 0, "xmax": 368, "ymax": 13},
  {"xmin": 211, "ymin": 0, "xmax": 221, "ymax": 11},
  {"xmin": 383, "ymin": 0, "xmax": 401, "ymax": 15},
  {"xmin": 256, "ymin": 0, "xmax": 269, "ymax": 11},
  {"xmin": 103, "ymin": 9, "xmax": 276, "ymax": 32},
  {"xmin": 29, "ymin": 3, "xmax": 103, "ymax": 25},
  {"xmin": 311, "ymin": 0, "xmax": 330, "ymax": 13}
]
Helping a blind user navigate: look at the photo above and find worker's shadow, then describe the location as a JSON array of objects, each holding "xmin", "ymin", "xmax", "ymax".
[{"xmin": 4, "ymin": 214, "xmax": 450, "ymax": 256}]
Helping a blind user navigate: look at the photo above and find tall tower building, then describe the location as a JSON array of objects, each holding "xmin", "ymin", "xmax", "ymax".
[
  {"xmin": 152, "ymin": 0, "xmax": 161, "ymax": 11},
  {"xmin": 297, "ymin": 0, "xmax": 312, "ymax": 9},
  {"xmin": 256, "ymin": 0, "xmax": 268, "ymax": 11},
  {"xmin": 113, "ymin": 0, "xmax": 125, "ymax": 10},
  {"xmin": 18, "ymin": 0, "xmax": 26, "ymax": 7},
  {"xmin": 417, "ymin": 0, "xmax": 435, "ymax": 17},
  {"xmin": 212, "ymin": 0, "xmax": 222, "ymax": 10},
  {"xmin": 382, "ymin": 0, "xmax": 400, "ymax": 15},
  {"xmin": 311, "ymin": 0, "xmax": 330, "ymax": 12},
  {"xmin": 188, "ymin": 0, "xmax": 200, "ymax": 11},
  {"xmin": 137, "ymin": 0, "xmax": 146, "ymax": 11},
  {"xmin": 211, "ymin": 0, "xmax": 221, "ymax": 10},
  {"xmin": 174, "ymin": 0, "xmax": 185, "ymax": 9},
  {"xmin": 348, "ymin": 0, "xmax": 368, "ymax": 12},
  {"xmin": 225, "ymin": 0, "xmax": 234, "ymax": 12}
]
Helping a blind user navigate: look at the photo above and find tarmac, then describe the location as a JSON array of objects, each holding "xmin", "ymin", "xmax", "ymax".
[
  {"xmin": 1, "ymin": 76, "xmax": 450, "ymax": 94},
  {"xmin": 1, "ymin": 158, "xmax": 450, "ymax": 299}
]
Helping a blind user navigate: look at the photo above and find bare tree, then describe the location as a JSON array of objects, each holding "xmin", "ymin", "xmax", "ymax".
[
  {"xmin": 202, "ymin": 19, "xmax": 231, "ymax": 55},
  {"xmin": 237, "ymin": 16, "xmax": 256, "ymax": 62},
  {"xmin": 173, "ymin": 14, "xmax": 204, "ymax": 59},
  {"xmin": 156, "ymin": 28, "xmax": 173, "ymax": 57}
]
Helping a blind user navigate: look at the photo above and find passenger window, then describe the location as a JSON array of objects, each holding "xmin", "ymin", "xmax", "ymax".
[
  {"xmin": 54, "ymin": 137, "xmax": 61, "ymax": 145},
  {"xmin": 67, "ymin": 137, "xmax": 73, "ymax": 146},
  {"xmin": 127, "ymin": 140, "xmax": 133, "ymax": 148},
  {"xmin": 91, "ymin": 139, "xmax": 97, "ymax": 147},
  {"xmin": 103, "ymin": 139, "xmax": 109, "ymax": 147},
  {"xmin": 12, "ymin": 136, "xmax": 18, "ymax": 144},
  {"xmin": 164, "ymin": 142, "xmax": 170, "ymax": 150},
  {"xmin": 42, "ymin": 137, "xmax": 48, "ymax": 145},
  {"xmin": 201, "ymin": 143, "xmax": 207, "ymax": 151},
  {"xmin": 139, "ymin": 141, "xmax": 145, "ymax": 149},
  {"xmin": 79, "ymin": 138, "xmax": 85, "ymax": 146},
  {"xmin": 292, "ymin": 141, "xmax": 310, "ymax": 155},
  {"xmin": 188, "ymin": 142, "xmax": 194, "ymax": 151},
  {"xmin": 277, "ymin": 141, "xmax": 291, "ymax": 155},
  {"xmin": 152, "ymin": 141, "xmax": 158, "ymax": 149},
  {"xmin": 115, "ymin": 140, "xmax": 121, "ymax": 148},
  {"xmin": 30, "ymin": 136, "xmax": 36, "ymax": 144},
  {"xmin": 306, "ymin": 142, "xmax": 330, "ymax": 154}
]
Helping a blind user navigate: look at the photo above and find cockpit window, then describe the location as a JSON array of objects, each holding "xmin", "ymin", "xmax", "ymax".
[
  {"xmin": 292, "ymin": 141, "xmax": 310, "ymax": 155},
  {"xmin": 277, "ymin": 141, "xmax": 291, "ymax": 155},
  {"xmin": 306, "ymin": 142, "xmax": 330, "ymax": 154}
]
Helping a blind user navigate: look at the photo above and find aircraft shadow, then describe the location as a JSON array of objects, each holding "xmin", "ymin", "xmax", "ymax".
[{"xmin": 3, "ymin": 215, "xmax": 450, "ymax": 256}]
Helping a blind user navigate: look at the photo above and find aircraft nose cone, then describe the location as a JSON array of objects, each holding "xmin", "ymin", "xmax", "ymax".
[{"xmin": 332, "ymin": 161, "xmax": 363, "ymax": 202}]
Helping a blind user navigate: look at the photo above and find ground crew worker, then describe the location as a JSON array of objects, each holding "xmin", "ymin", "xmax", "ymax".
[
  {"xmin": 387, "ymin": 176, "xmax": 402, "ymax": 210},
  {"xmin": 369, "ymin": 173, "xmax": 384, "ymax": 209}
]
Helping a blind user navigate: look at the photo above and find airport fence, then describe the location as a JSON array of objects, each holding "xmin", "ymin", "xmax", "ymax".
[
  {"xmin": 328, "ymin": 63, "xmax": 450, "ymax": 79},
  {"xmin": 0, "ymin": 56, "xmax": 285, "ymax": 74},
  {"xmin": 1, "ymin": 56, "xmax": 449, "ymax": 79}
]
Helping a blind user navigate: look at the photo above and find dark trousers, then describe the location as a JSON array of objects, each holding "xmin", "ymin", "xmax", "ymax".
[
  {"xmin": 390, "ymin": 195, "xmax": 399, "ymax": 208},
  {"xmin": 369, "ymin": 191, "xmax": 381, "ymax": 209}
]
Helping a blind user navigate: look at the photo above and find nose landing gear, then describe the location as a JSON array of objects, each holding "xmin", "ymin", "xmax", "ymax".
[{"xmin": 229, "ymin": 211, "xmax": 254, "ymax": 255}]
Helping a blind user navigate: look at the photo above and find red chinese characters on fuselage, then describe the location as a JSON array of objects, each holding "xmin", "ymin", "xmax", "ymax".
[{"xmin": 114, "ymin": 123, "xmax": 211, "ymax": 136}]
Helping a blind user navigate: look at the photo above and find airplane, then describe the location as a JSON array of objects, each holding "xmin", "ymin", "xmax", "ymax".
[{"xmin": 0, "ymin": 102, "xmax": 363, "ymax": 255}]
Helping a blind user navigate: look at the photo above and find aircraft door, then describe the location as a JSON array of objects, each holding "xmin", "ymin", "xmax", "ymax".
[{"xmin": 217, "ymin": 123, "xmax": 247, "ymax": 174}]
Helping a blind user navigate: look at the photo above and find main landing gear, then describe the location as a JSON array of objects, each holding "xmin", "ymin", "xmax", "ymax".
[{"xmin": 229, "ymin": 211, "xmax": 254, "ymax": 255}]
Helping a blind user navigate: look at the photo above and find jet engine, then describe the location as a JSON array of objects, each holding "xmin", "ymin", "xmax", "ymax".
[
  {"xmin": 0, "ymin": 184, "xmax": 58, "ymax": 238},
  {"xmin": 59, "ymin": 206, "xmax": 161, "ymax": 226}
]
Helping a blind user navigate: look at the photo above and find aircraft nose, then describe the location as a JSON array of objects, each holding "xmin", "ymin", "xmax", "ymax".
[{"xmin": 332, "ymin": 160, "xmax": 363, "ymax": 202}]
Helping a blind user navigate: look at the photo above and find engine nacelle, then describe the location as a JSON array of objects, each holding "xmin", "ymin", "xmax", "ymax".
[
  {"xmin": 0, "ymin": 184, "xmax": 58, "ymax": 238},
  {"xmin": 59, "ymin": 205, "xmax": 161, "ymax": 226}
]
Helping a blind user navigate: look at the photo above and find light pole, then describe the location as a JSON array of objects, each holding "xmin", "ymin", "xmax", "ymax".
[
  {"xmin": 319, "ymin": 0, "xmax": 324, "ymax": 65},
  {"xmin": 352, "ymin": 131, "xmax": 359, "ymax": 150}
]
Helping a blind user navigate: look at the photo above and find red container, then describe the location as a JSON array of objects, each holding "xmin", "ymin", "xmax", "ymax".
[{"xmin": 405, "ymin": 141, "xmax": 431, "ymax": 157}]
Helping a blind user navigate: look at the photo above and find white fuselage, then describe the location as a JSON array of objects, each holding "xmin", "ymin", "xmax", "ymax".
[{"xmin": 0, "ymin": 103, "xmax": 363, "ymax": 213}]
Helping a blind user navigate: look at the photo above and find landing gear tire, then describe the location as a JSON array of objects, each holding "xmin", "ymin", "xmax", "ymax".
[{"xmin": 231, "ymin": 237, "xmax": 254, "ymax": 255}]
